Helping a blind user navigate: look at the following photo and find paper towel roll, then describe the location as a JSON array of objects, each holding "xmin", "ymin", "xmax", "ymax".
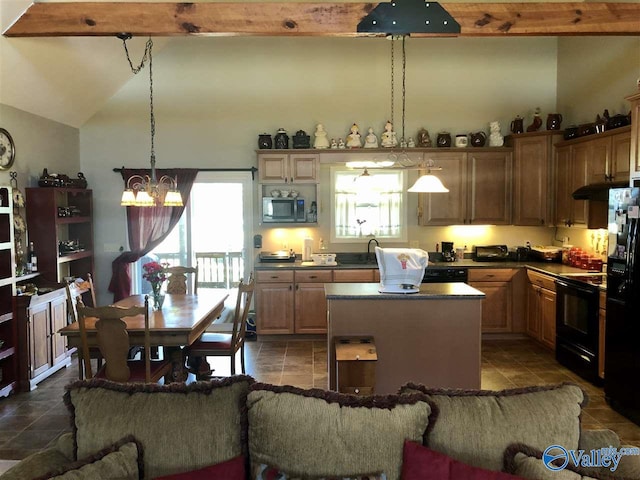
[{"xmin": 302, "ymin": 237, "xmax": 314, "ymax": 261}]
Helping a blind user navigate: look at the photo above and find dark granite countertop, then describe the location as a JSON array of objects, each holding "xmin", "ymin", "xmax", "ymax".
[{"xmin": 324, "ymin": 282, "xmax": 486, "ymax": 300}]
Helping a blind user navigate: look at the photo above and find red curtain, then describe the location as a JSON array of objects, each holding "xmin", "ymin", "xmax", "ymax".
[{"xmin": 108, "ymin": 168, "xmax": 198, "ymax": 302}]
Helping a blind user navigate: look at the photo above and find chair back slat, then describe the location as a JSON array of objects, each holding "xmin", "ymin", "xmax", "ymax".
[
  {"xmin": 77, "ymin": 299, "xmax": 149, "ymax": 383},
  {"xmin": 231, "ymin": 274, "xmax": 254, "ymax": 350},
  {"xmin": 166, "ymin": 266, "xmax": 199, "ymax": 295}
]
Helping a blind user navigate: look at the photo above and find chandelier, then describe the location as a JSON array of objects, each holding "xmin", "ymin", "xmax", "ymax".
[{"xmin": 118, "ymin": 36, "xmax": 183, "ymax": 208}]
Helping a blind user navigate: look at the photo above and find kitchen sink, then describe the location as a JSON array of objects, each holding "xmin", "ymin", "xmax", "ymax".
[{"xmin": 335, "ymin": 252, "xmax": 378, "ymax": 265}]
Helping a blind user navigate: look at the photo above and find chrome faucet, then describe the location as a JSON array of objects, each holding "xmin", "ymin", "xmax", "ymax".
[{"xmin": 367, "ymin": 238, "xmax": 380, "ymax": 261}]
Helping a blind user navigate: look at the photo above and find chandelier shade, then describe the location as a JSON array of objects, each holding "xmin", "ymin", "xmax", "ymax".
[{"xmin": 408, "ymin": 173, "xmax": 449, "ymax": 193}]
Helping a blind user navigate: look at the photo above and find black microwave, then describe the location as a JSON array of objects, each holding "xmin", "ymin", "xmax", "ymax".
[{"xmin": 262, "ymin": 197, "xmax": 306, "ymax": 223}]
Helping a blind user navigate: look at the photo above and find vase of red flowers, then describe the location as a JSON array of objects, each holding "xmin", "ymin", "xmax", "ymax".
[{"xmin": 142, "ymin": 261, "xmax": 168, "ymax": 310}]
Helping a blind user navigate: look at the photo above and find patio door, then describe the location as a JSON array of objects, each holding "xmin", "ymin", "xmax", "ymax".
[{"xmin": 137, "ymin": 171, "xmax": 253, "ymax": 294}]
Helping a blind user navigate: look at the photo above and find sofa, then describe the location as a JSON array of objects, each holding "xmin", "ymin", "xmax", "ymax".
[{"xmin": 2, "ymin": 376, "xmax": 639, "ymax": 480}]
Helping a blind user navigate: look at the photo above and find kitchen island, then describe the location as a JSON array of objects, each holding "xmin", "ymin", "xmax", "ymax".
[{"xmin": 326, "ymin": 282, "xmax": 485, "ymax": 394}]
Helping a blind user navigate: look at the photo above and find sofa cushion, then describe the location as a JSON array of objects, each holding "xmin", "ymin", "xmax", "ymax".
[
  {"xmin": 402, "ymin": 440, "xmax": 527, "ymax": 480},
  {"xmin": 35, "ymin": 435, "xmax": 143, "ymax": 480},
  {"xmin": 64, "ymin": 376, "xmax": 253, "ymax": 479},
  {"xmin": 0, "ymin": 447, "xmax": 73, "ymax": 480},
  {"xmin": 398, "ymin": 382, "xmax": 586, "ymax": 472},
  {"xmin": 247, "ymin": 383, "xmax": 436, "ymax": 480},
  {"xmin": 153, "ymin": 455, "xmax": 245, "ymax": 479},
  {"xmin": 503, "ymin": 443, "xmax": 633, "ymax": 480}
]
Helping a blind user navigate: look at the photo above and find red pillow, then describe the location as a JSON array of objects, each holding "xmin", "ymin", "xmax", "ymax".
[
  {"xmin": 402, "ymin": 441, "xmax": 526, "ymax": 480},
  {"xmin": 153, "ymin": 455, "xmax": 245, "ymax": 480}
]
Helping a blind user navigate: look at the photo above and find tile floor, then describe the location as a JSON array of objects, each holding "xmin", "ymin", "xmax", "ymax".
[{"xmin": 0, "ymin": 337, "xmax": 639, "ymax": 460}]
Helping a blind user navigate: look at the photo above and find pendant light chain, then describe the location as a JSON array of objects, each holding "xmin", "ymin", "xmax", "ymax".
[
  {"xmin": 121, "ymin": 37, "xmax": 156, "ymax": 176},
  {"xmin": 390, "ymin": 37, "xmax": 395, "ymax": 129},
  {"xmin": 401, "ymin": 35, "xmax": 406, "ymax": 144}
]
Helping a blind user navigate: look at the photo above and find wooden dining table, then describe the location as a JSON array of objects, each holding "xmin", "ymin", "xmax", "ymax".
[{"xmin": 60, "ymin": 290, "xmax": 229, "ymax": 381}]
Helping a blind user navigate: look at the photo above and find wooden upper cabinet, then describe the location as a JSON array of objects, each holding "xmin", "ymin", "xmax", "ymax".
[
  {"xmin": 508, "ymin": 132, "xmax": 561, "ymax": 226},
  {"xmin": 418, "ymin": 152, "xmax": 467, "ymax": 225},
  {"xmin": 586, "ymin": 136, "xmax": 612, "ymax": 185},
  {"xmin": 258, "ymin": 153, "xmax": 319, "ymax": 184},
  {"xmin": 611, "ymin": 131, "xmax": 631, "ymax": 182},
  {"xmin": 628, "ymin": 93, "xmax": 640, "ymax": 181},
  {"xmin": 554, "ymin": 145, "xmax": 572, "ymax": 227},
  {"xmin": 467, "ymin": 151, "xmax": 512, "ymax": 225},
  {"xmin": 554, "ymin": 142, "xmax": 588, "ymax": 227}
]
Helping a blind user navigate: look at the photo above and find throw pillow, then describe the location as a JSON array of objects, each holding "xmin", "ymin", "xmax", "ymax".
[
  {"xmin": 255, "ymin": 464, "xmax": 386, "ymax": 479},
  {"xmin": 402, "ymin": 440, "xmax": 527, "ymax": 480},
  {"xmin": 247, "ymin": 383, "xmax": 436, "ymax": 480},
  {"xmin": 34, "ymin": 435, "xmax": 143, "ymax": 480},
  {"xmin": 398, "ymin": 382, "xmax": 586, "ymax": 472},
  {"xmin": 153, "ymin": 455, "xmax": 245, "ymax": 479},
  {"xmin": 503, "ymin": 443, "xmax": 627, "ymax": 480},
  {"xmin": 64, "ymin": 376, "xmax": 254, "ymax": 479}
]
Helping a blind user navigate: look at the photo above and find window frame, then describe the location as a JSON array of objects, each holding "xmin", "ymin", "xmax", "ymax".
[{"xmin": 329, "ymin": 166, "xmax": 408, "ymax": 244}]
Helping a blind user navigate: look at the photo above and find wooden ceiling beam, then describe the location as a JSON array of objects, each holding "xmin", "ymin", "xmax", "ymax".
[{"xmin": 3, "ymin": 2, "xmax": 640, "ymax": 38}]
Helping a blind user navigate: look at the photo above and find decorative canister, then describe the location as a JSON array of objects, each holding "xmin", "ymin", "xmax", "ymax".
[
  {"xmin": 470, "ymin": 131, "xmax": 486, "ymax": 147},
  {"xmin": 510, "ymin": 116, "xmax": 524, "ymax": 134},
  {"xmin": 454, "ymin": 134, "xmax": 468, "ymax": 148},
  {"xmin": 292, "ymin": 130, "xmax": 310, "ymax": 149},
  {"xmin": 274, "ymin": 128, "xmax": 289, "ymax": 149},
  {"xmin": 546, "ymin": 113, "xmax": 563, "ymax": 130},
  {"xmin": 258, "ymin": 133, "xmax": 272, "ymax": 149},
  {"xmin": 436, "ymin": 132, "xmax": 452, "ymax": 148}
]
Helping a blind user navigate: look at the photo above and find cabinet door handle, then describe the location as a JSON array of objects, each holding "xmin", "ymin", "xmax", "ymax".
[
  {"xmin": 309, "ymin": 275, "xmax": 317, "ymax": 279},
  {"xmin": 296, "ymin": 285, "xmax": 299, "ymax": 290},
  {"xmin": 270, "ymin": 275, "xmax": 279, "ymax": 279},
  {"xmin": 540, "ymin": 218, "xmax": 545, "ymax": 225},
  {"xmin": 289, "ymin": 285, "xmax": 292, "ymax": 290}
]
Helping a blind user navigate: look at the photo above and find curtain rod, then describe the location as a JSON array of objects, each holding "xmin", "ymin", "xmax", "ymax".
[{"xmin": 113, "ymin": 166, "xmax": 258, "ymax": 180}]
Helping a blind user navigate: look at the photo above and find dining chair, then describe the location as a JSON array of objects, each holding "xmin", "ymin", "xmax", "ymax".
[
  {"xmin": 76, "ymin": 295, "xmax": 172, "ymax": 383},
  {"xmin": 165, "ymin": 265, "xmax": 199, "ymax": 295},
  {"xmin": 186, "ymin": 275, "xmax": 254, "ymax": 377},
  {"xmin": 65, "ymin": 273, "xmax": 103, "ymax": 379}
]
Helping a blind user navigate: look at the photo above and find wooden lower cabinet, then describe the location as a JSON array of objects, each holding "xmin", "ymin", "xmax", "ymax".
[
  {"xmin": 294, "ymin": 270, "xmax": 332, "ymax": 334},
  {"xmin": 16, "ymin": 286, "xmax": 72, "ymax": 391},
  {"xmin": 526, "ymin": 270, "xmax": 557, "ymax": 350},
  {"xmin": 255, "ymin": 271, "xmax": 295, "ymax": 334},
  {"xmin": 256, "ymin": 268, "xmax": 380, "ymax": 335},
  {"xmin": 468, "ymin": 269, "xmax": 515, "ymax": 333}
]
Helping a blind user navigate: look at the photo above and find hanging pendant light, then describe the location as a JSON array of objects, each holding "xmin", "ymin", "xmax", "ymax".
[
  {"xmin": 118, "ymin": 35, "xmax": 183, "ymax": 208},
  {"xmin": 408, "ymin": 159, "xmax": 449, "ymax": 192}
]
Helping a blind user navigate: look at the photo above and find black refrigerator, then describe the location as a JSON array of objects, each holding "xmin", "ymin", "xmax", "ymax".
[{"xmin": 605, "ymin": 187, "xmax": 640, "ymax": 424}]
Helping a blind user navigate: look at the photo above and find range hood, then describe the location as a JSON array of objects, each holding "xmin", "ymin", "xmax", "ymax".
[{"xmin": 572, "ymin": 181, "xmax": 628, "ymax": 201}]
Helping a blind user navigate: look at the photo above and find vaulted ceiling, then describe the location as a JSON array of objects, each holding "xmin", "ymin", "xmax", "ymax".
[{"xmin": 1, "ymin": 0, "xmax": 639, "ymax": 128}]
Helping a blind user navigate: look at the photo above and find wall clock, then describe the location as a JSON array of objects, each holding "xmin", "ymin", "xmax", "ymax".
[{"xmin": 0, "ymin": 128, "xmax": 16, "ymax": 170}]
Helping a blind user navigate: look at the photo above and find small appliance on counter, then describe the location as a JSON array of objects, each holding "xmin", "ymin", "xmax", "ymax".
[
  {"xmin": 474, "ymin": 245, "xmax": 509, "ymax": 262},
  {"xmin": 259, "ymin": 251, "xmax": 296, "ymax": 263},
  {"xmin": 441, "ymin": 241, "xmax": 455, "ymax": 262},
  {"xmin": 302, "ymin": 237, "xmax": 314, "ymax": 261}
]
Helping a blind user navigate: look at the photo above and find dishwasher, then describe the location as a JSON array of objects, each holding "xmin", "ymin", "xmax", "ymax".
[{"xmin": 421, "ymin": 268, "xmax": 468, "ymax": 283}]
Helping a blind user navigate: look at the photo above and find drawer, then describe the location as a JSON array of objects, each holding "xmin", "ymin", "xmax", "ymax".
[
  {"xmin": 255, "ymin": 270, "xmax": 294, "ymax": 283},
  {"xmin": 295, "ymin": 270, "xmax": 333, "ymax": 283},
  {"xmin": 526, "ymin": 270, "xmax": 557, "ymax": 291},
  {"xmin": 468, "ymin": 268, "xmax": 515, "ymax": 283},
  {"xmin": 333, "ymin": 269, "xmax": 376, "ymax": 283}
]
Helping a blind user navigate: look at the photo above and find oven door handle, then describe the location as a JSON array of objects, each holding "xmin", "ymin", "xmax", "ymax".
[{"xmin": 555, "ymin": 279, "xmax": 596, "ymax": 296}]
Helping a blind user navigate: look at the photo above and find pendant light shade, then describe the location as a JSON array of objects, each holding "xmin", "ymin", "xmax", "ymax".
[{"xmin": 408, "ymin": 173, "xmax": 449, "ymax": 193}]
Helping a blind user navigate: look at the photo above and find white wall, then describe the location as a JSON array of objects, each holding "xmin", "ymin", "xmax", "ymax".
[{"xmin": 81, "ymin": 35, "xmax": 562, "ymax": 300}]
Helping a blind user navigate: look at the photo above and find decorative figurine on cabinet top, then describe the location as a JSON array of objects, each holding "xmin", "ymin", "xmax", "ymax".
[
  {"xmin": 364, "ymin": 127, "xmax": 378, "ymax": 148},
  {"xmin": 407, "ymin": 137, "xmax": 416, "ymax": 148},
  {"xmin": 346, "ymin": 123, "xmax": 362, "ymax": 148},
  {"xmin": 489, "ymin": 121, "xmax": 504, "ymax": 147},
  {"xmin": 330, "ymin": 138, "xmax": 338, "ymax": 149},
  {"xmin": 338, "ymin": 138, "xmax": 346, "ymax": 149},
  {"xmin": 381, "ymin": 120, "xmax": 398, "ymax": 148},
  {"xmin": 527, "ymin": 107, "xmax": 543, "ymax": 132},
  {"xmin": 313, "ymin": 124, "xmax": 330, "ymax": 149}
]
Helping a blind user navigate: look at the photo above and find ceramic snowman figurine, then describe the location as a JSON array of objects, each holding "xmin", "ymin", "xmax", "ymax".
[
  {"xmin": 489, "ymin": 121, "xmax": 504, "ymax": 147},
  {"xmin": 364, "ymin": 127, "xmax": 378, "ymax": 148},
  {"xmin": 346, "ymin": 123, "xmax": 362, "ymax": 148},
  {"xmin": 314, "ymin": 124, "xmax": 330, "ymax": 149}
]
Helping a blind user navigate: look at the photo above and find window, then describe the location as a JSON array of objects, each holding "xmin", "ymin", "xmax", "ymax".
[{"xmin": 331, "ymin": 167, "xmax": 407, "ymax": 242}]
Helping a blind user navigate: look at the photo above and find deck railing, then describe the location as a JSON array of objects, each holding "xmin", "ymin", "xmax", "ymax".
[{"xmin": 155, "ymin": 251, "xmax": 244, "ymax": 289}]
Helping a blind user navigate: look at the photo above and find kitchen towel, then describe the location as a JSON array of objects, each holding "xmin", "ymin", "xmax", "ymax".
[{"xmin": 375, "ymin": 247, "xmax": 429, "ymax": 293}]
